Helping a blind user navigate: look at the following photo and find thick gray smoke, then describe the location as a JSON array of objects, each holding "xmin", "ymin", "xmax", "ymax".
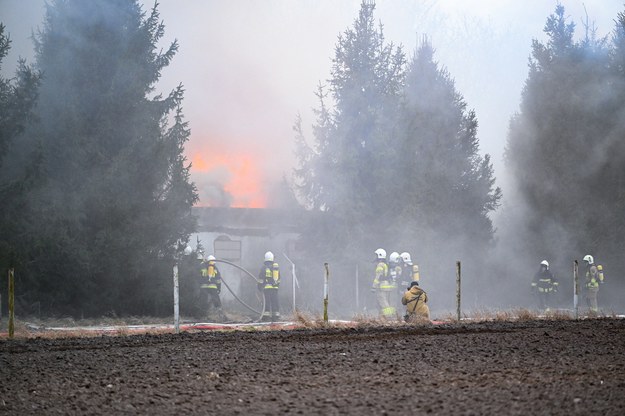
[{"xmin": 2, "ymin": 0, "xmax": 623, "ymax": 319}]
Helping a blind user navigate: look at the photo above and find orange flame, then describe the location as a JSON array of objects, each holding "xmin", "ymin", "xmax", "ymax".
[{"xmin": 191, "ymin": 151, "xmax": 267, "ymax": 208}]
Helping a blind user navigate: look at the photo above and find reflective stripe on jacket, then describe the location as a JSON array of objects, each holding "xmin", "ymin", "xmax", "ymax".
[
  {"xmin": 200, "ymin": 261, "xmax": 221, "ymax": 290},
  {"xmin": 372, "ymin": 261, "xmax": 389, "ymax": 290},
  {"xmin": 260, "ymin": 262, "xmax": 280, "ymax": 289},
  {"xmin": 586, "ymin": 265, "xmax": 600, "ymax": 288}
]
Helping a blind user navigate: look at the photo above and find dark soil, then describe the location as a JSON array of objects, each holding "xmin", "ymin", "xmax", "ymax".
[{"xmin": 1, "ymin": 319, "xmax": 624, "ymax": 415}]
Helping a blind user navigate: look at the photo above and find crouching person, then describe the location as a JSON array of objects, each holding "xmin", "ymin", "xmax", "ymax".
[{"xmin": 401, "ymin": 281, "xmax": 430, "ymax": 323}]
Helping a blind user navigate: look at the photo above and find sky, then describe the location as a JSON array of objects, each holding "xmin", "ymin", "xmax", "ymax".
[{"xmin": 1, "ymin": 0, "xmax": 623, "ymax": 208}]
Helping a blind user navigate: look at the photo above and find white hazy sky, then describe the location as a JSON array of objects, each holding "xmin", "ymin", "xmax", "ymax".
[{"xmin": 1, "ymin": 0, "xmax": 623, "ymax": 207}]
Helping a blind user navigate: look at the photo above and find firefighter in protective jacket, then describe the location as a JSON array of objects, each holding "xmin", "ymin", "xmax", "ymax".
[
  {"xmin": 531, "ymin": 260, "xmax": 558, "ymax": 310},
  {"xmin": 399, "ymin": 252, "xmax": 420, "ymax": 290},
  {"xmin": 371, "ymin": 248, "xmax": 395, "ymax": 319},
  {"xmin": 583, "ymin": 254, "xmax": 604, "ymax": 313},
  {"xmin": 258, "ymin": 251, "xmax": 280, "ymax": 322},
  {"xmin": 200, "ymin": 255, "xmax": 226, "ymax": 321},
  {"xmin": 402, "ymin": 281, "xmax": 430, "ymax": 322}
]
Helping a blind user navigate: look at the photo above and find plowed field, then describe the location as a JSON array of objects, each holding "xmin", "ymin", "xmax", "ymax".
[{"xmin": 1, "ymin": 319, "xmax": 624, "ymax": 415}]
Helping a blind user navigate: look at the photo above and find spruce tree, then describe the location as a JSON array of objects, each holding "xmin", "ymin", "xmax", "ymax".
[
  {"xmin": 293, "ymin": 0, "xmax": 405, "ymax": 261},
  {"xmin": 3, "ymin": 0, "xmax": 197, "ymax": 316},
  {"xmin": 505, "ymin": 4, "xmax": 624, "ymax": 292}
]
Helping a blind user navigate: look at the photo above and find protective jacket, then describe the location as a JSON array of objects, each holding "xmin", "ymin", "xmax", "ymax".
[
  {"xmin": 400, "ymin": 263, "xmax": 419, "ymax": 291},
  {"xmin": 531, "ymin": 268, "xmax": 558, "ymax": 293},
  {"xmin": 200, "ymin": 260, "xmax": 221, "ymax": 292},
  {"xmin": 372, "ymin": 261, "xmax": 391, "ymax": 291},
  {"xmin": 388, "ymin": 262, "xmax": 401, "ymax": 290},
  {"xmin": 585, "ymin": 264, "xmax": 602, "ymax": 289},
  {"xmin": 402, "ymin": 285, "xmax": 430, "ymax": 321},
  {"xmin": 259, "ymin": 261, "xmax": 280, "ymax": 290}
]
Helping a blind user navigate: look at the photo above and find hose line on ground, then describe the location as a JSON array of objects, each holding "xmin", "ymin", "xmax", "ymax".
[{"xmin": 214, "ymin": 259, "xmax": 265, "ymax": 323}]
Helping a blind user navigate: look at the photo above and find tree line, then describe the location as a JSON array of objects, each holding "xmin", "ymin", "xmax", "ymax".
[
  {"xmin": 291, "ymin": 1, "xmax": 500, "ymax": 303},
  {"xmin": 1, "ymin": 1, "xmax": 624, "ymax": 316},
  {"xmin": 291, "ymin": 1, "xmax": 625, "ymax": 308}
]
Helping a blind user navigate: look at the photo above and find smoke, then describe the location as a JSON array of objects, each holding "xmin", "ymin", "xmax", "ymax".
[
  {"xmin": 2, "ymin": 0, "xmax": 623, "ymax": 317},
  {"xmin": 2, "ymin": 0, "xmax": 620, "ymax": 207}
]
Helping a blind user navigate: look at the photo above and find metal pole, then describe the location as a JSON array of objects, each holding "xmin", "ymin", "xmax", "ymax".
[
  {"xmin": 355, "ymin": 264, "xmax": 359, "ymax": 311},
  {"xmin": 456, "ymin": 261, "xmax": 461, "ymax": 322},
  {"xmin": 173, "ymin": 263, "xmax": 180, "ymax": 334},
  {"xmin": 574, "ymin": 260, "xmax": 579, "ymax": 319},
  {"xmin": 9, "ymin": 268, "xmax": 15, "ymax": 338},
  {"xmin": 323, "ymin": 263, "xmax": 329, "ymax": 323},
  {"xmin": 283, "ymin": 252, "xmax": 298, "ymax": 314}
]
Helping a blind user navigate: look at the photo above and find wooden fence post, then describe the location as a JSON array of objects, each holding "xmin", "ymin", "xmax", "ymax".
[
  {"xmin": 9, "ymin": 268, "xmax": 15, "ymax": 338},
  {"xmin": 456, "ymin": 261, "xmax": 461, "ymax": 322},
  {"xmin": 323, "ymin": 263, "xmax": 329, "ymax": 323}
]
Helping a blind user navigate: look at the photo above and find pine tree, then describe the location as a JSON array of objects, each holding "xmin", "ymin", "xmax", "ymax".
[
  {"xmin": 396, "ymin": 38, "xmax": 501, "ymax": 279},
  {"xmin": 0, "ymin": 24, "xmax": 41, "ymax": 276},
  {"xmin": 505, "ymin": 4, "xmax": 624, "ymax": 287},
  {"xmin": 293, "ymin": 0, "xmax": 405, "ymax": 261},
  {"xmin": 3, "ymin": 0, "xmax": 198, "ymax": 316}
]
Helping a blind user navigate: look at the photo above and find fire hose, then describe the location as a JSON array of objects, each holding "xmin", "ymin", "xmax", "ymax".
[{"xmin": 213, "ymin": 259, "xmax": 265, "ymax": 323}]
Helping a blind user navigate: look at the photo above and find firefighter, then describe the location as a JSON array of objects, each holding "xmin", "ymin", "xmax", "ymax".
[
  {"xmin": 370, "ymin": 248, "xmax": 395, "ymax": 319},
  {"xmin": 399, "ymin": 252, "xmax": 420, "ymax": 290},
  {"xmin": 388, "ymin": 252, "xmax": 401, "ymax": 310},
  {"xmin": 402, "ymin": 281, "xmax": 430, "ymax": 322},
  {"xmin": 258, "ymin": 251, "xmax": 280, "ymax": 322},
  {"xmin": 583, "ymin": 254, "xmax": 603, "ymax": 313},
  {"xmin": 531, "ymin": 260, "xmax": 558, "ymax": 311},
  {"xmin": 200, "ymin": 255, "xmax": 226, "ymax": 322}
]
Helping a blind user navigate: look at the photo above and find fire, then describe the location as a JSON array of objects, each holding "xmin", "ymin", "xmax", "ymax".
[{"xmin": 191, "ymin": 151, "xmax": 267, "ymax": 208}]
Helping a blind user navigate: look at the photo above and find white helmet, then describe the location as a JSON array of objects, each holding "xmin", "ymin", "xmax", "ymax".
[
  {"xmin": 583, "ymin": 254, "xmax": 594, "ymax": 264},
  {"xmin": 264, "ymin": 251, "xmax": 274, "ymax": 262},
  {"xmin": 374, "ymin": 248, "xmax": 386, "ymax": 260},
  {"xmin": 389, "ymin": 252, "xmax": 400, "ymax": 264},
  {"xmin": 540, "ymin": 260, "xmax": 549, "ymax": 268},
  {"xmin": 400, "ymin": 252, "xmax": 412, "ymax": 264},
  {"xmin": 207, "ymin": 255, "xmax": 216, "ymax": 261}
]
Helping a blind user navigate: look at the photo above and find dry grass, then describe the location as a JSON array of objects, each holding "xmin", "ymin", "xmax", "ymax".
[
  {"xmin": 292, "ymin": 309, "xmax": 328, "ymax": 328},
  {"xmin": 2, "ymin": 307, "xmax": 618, "ymax": 340},
  {"xmin": 544, "ymin": 309, "xmax": 573, "ymax": 320},
  {"xmin": 432, "ymin": 308, "xmax": 584, "ymax": 323}
]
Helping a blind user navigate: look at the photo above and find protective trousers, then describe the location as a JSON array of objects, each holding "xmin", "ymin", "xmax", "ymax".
[
  {"xmin": 376, "ymin": 289, "xmax": 395, "ymax": 319},
  {"xmin": 262, "ymin": 289, "xmax": 280, "ymax": 321},
  {"xmin": 206, "ymin": 288, "xmax": 221, "ymax": 310},
  {"xmin": 536, "ymin": 292, "xmax": 551, "ymax": 310},
  {"xmin": 585, "ymin": 286, "xmax": 599, "ymax": 312}
]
